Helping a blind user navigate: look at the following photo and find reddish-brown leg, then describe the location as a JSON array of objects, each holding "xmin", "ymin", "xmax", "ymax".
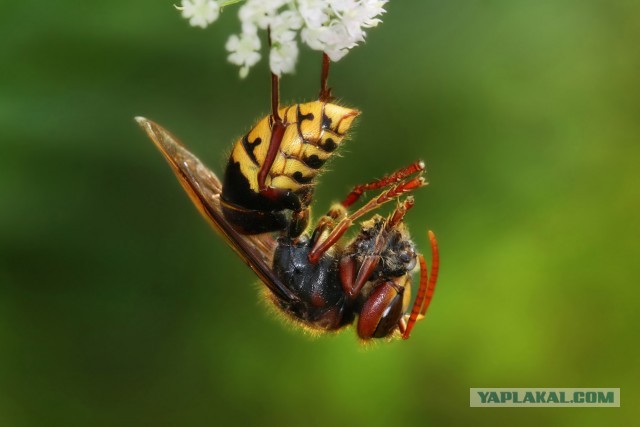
[
  {"xmin": 308, "ymin": 175, "xmax": 426, "ymax": 264},
  {"xmin": 357, "ymin": 280, "xmax": 405, "ymax": 339},
  {"xmin": 257, "ymin": 30, "xmax": 286, "ymax": 192},
  {"xmin": 341, "ymin": 160, "xmax": 425, "ymax": 209},
  {"xmin": 310, "ymin": 161, "xmax": 425, "ymax": 252},
  {"xmin": 402, "ymin": 230, "xmax": 440, "ymax": 340},
  {"xmin": 319, "ymin": 53, "xmax": 332, "ymax": 102}
]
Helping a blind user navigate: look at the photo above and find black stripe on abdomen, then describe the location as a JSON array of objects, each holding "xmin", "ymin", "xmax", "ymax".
[
  {"xmin": 318, "ymin": 137, "xmax": 337, "ymax": 153},
  {"xmin": 302, "ymin": 154, "xmax": 326, "ymax": 169},
  {"xmin": 241, "ymin": 134, "xmax": 262, "ymax": 166},
  {"xmin": 291, "ymin": 171, "xmax": 314, "ymax": 184}
]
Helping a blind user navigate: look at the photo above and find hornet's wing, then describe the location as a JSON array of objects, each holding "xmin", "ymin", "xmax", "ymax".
[{"xmin": 136, "ymin": 117, "xmax": 298, "ymax": 303}]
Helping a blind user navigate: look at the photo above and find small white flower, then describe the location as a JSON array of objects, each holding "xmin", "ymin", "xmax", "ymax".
[
  {"xmin": 298, "ymin": 0, "xmax": 330, "ymax": 28},
  {"xmin": 270, "ymin": 38, "xmax": 299, "ymax": 76},
  {"xmin": 359, "ymin": 0, "xmax": 387, "ymax": 28},
  {"xmin": 270, "ymin": 10, "xmax": 304, "ymax": 40},
  {"xmin": 314, "ymin": 20, "xmax": 358, "ymax": 61},
  {"xmin": 241, "ymin": 21, "xmax": 258, "ymax": 36},
  {"xmin": 336, "ymin": 6, "xmax": 366, "ymax": 40},
  {"xmin": 226, "ymin": 32, "xmax": 262, "ymax": 78},
  {"xmin": 177, "ymin": 0, "xmax": 388, "ymax": 76},
  {"xmin": 239, "ymin": 0, "xmax": 287, "ymax": 30},
  {"xmin": 301, "ymin": 25, "xmax": 329, "ymax": 51},
  {"xmin": 180, "ymin": 0, "xmax": 220, "ymax": 29}
]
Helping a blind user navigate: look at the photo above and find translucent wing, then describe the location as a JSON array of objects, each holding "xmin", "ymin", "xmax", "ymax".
[{"xmin": 136, "ymin": 117, "xmax": 298, "ymax": 303}]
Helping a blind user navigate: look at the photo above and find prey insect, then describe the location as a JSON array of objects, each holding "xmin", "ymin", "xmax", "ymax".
[{"xmin": 137, "ymin": 53, "xmax": 440, "ymax": 340}]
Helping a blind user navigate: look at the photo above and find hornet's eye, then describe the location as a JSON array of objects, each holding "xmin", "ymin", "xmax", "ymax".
[{"xmin": 398, "ymin": 242, "xmax": 417, "ymax": 272}]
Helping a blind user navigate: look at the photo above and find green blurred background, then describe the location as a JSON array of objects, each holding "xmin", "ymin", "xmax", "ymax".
[{"xmin": 2, "ymin": 0, "xmax": 639, "ymax": 425}]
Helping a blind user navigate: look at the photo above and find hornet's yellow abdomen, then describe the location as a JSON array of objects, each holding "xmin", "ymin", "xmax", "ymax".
[
  {"xmin": 229, "ymin": 101, "xmax": 358, "ymax": 192},
  {"xmin": 221, "ymin": 101, "xmax": 359, "ymax": 235}
]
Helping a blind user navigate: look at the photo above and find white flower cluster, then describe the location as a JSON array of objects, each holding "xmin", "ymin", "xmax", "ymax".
[
  {"xmin": 178, "ymin": 0, "xmax": 388, "ymax": 78},
  {"xmin": 179, "ymin": 0, "xmax": 221, "ymax": 29}
]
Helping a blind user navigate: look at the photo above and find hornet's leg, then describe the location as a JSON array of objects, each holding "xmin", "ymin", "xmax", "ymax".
[
  {"xmin": 253, "ymin": 28, "xmax": 307, "ymax": 237},
  {"xmin": 254, "ymin": 69, "xmax": 302, "ymax": 221},
  {"xmin": 319, "ymin": 53, "xmax": 332, "ymax": 102},
  {"xmin": 308, "ymin": 174, "xmax": 426, "ymax": 264},
  {"xmin": 310, "ymin": 161, "xmax": 427, "ymax": 257},
  {"xmin": 341, "ymin": 160, "xmax": 426, "ymax": 209},
  {"xmin": 400, "ymin": 230, "xmax": 440, "ymax": 340},
  {"xmin": 257, "ymin": 29, "xmax": 286, "ymax": 193},
  {"xmin": 311, "ymin": 160, "xmax": 426, "ymax": 242}
]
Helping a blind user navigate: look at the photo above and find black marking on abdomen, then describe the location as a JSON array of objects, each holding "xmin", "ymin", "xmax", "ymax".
[
  {"xmin": 318, "ymin": 137, "xmax": 338, "ymax": 153},
  {"xmin": 292, "ymin": 171, "xmax": 314, "ymax": 184},
  {"xmin": 296, "ymin": 104, "xmax": 315, "ymax": 139},
  {"xmin": 241, "ymin": 134, "xmax": 262, "ymax": 166},
  {"xmin": 302, "ymin": 154, "xmax": 326, "ymax": 169},
  {"xmin": 297, "ymin": 106, "xmax": 315, "ymax": 123},
  {"xmin": 322, "ymin": 112, "xmax": 332, "ymax": 130}
]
